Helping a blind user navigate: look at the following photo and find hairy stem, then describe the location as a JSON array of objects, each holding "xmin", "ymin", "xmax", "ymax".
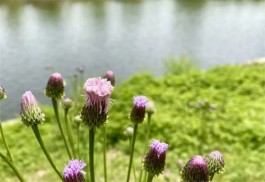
[
  {"xmin": 64, "ymin": 109, "xmax": 76, "ymax": 158},
  {"xmin": 0, "ymin": 152, "xmax": 25, "ymax": 182},
  {"xmin": 89, "ymin": 128, "xmax": 95, "ymax": 182},
  {"xmin": 126, "ymin": 124, "xmax": 138, "ymax": 182},
  {"xmin": 0, "ymin": 121, "xmax": 13, "ymax": 162},
  {"xmin": 51, "ymin": 97, "xmax": 72, "ymax": 159},
  {"xmin": 31, "ymin": 125, "xmax": 63, "ymax": 180}
]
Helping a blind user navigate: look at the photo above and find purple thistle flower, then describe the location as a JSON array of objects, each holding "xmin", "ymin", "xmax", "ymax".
[
  {"xmin": 45, "ymin": 73, "xmax": 65, "ymax": 99},
  {"xmin": 182, "ymin": 155, "xmax": 209, "ymax": 182},
  {"xmin": 130, "ymin": 96, "xmax": 148, "ymax": 124},
  {"xmin": 20, "ymin": 91, "xmax": 45, "ymax": 126},
  {"xmin": 204, "ymin": 151, "xmax": 225, "ymax": 177},
  {"xmin": 81, "ymin": 77, "xmax": 114, "ymax": 129},
  {"xmin": 143, "ymin": 140, "xmax": 168, "ymax": 176},
  {"xmin": 63, "ymin": 160, "xmax": 86, "ymax": 182},
  {"xmin": 102, "ymin": 70, "xmax": 115, "ymax": 86},
  {"xmin": 0, "ymin": 86, "xmax": 7, "ymax": 100}
]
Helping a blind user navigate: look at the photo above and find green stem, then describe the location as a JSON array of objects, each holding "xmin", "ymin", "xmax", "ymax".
[
  {"xmin": 138, "ymin": 169, "xmax": 143, "ymax": 182},
  {"xmin": 0, "ymin": 121, "xmax": 13, "ymax": 162},
  {"xmin": 89, "ymin": 128, "xmax": 95, "ymax": 182},
  {"xmin": 147, "ymin": 113, "xmax": 152, "ymax": 142},
  {"xmin": 0, "ymin": 152, "xmax": 26, "ymax": 182},
  {"xmin": 146, "ymin": 173, "xmax": 153, "ymax": 182},
  {"xmin": 77, "ymin": 122, "xmax": 80, "ymax": 158},
  {"xmin": 139, "ymin": 114, "xmax": 152, "ymax": 182},
  {"xmin": 51, "ymin": 98, "xmax": 73, "ymax": 159},
  {"xmin": 64, "ymin": 110, "xmax": 76, "ymax": 158},
  {"xmin": 126, "ymin": 124, "xmax": 138, "ymax": 182},
  {"xmin": 103, "ymin": 126, "xmax": 108, "ymax": 182},
  {"xmin": 31, "ymin": 125, "xmax": 63, "ymax": 180}
]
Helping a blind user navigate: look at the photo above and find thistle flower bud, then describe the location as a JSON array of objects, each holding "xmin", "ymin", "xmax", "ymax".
[
  {"xmin": 20, "ymin": 91, "xmax": 45, "ymax": 126},
  {"xmin": 181, "ymin": 155, "xmax": 209, "ymax": 182},
  {"xmin": 45, "ymin": 73, "xmax": 65, "ymax": 99},
  {"xmin": 62, "ymin": 98, "xmax": 73, "ymax": 111},
  {"xmin": 81, "ymin": 77, "xmax": 114, "ymax": 129},
  {"xmin": 143, "ymin": 140, "xmax": 168, "ymax": 176},
  {"xmin": 130, "ymin": 96, "xmax": 148, "ymax": 124},
  {"xmin": 102, "ymin": 70, "xmax": 115, "ymax": 86},
  {"xmin": 74, "ymin": 115, "xmax": 82, "ymax": 124},
  {"xmin": 204, "ymin": 151, "xmax": 225, "ymax": 177},
  {"xmin": 63, "ymin": 159, "xmax": 86, "ymax": 182},
  {"xmin": 0, "ymin": 86, "xmax": 7, "ymax": 100},
  {"xmin": 146, "ymin": 101, "xmax": 156, "ymax": 115}
]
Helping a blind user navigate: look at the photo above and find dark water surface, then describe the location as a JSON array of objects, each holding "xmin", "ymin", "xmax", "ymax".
[{"xmin": 0, "ymin": 0, "xmax": 264, "ymax": 120}]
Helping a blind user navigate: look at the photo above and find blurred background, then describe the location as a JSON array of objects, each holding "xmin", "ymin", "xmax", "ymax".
[{"xmin": 0, "ymin": 0, "xmax": 264, "ymax": 120}]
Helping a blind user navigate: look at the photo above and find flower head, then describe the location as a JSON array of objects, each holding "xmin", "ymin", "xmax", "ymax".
[
  {"xmin": 181, "ymin": 155, "xmax": 209, "ymax": 182},
  {"xmin": 102, "ymin": 70, "xmax": 115, "ymax": 86},
  {"xmin": 81, "ymin": 77, "xmax": 114, "ymax": 129},
  {"xmin": 130, "ymin": 96, "xmax": 148, "ymax": 124},
  {"xmin": 45, "ymin": 73, "xmax": 65, "ymax": 99},
  {"xmin": 63, "ymin": 159, "xmax": 86, "ymax": 182},
  {"xmin": 143, "ymin": 140, "xmax": 168, "ymax": 176},
  {"xmin": 204, "ymin": 151, "xmax": 225, "ymax": 177},
  {"xmin": 20, "ymin": 91, "xmax": 45, "ymax": 126},
  {"xmin": 0, "ymin": 86, "xmax": 7, "ymax": 100},
  {"xmin": 62, "ymin": 98, "xmax": 73, "ymax": 111}
]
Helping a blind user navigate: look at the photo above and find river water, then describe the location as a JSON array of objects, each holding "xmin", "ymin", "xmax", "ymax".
[{"xmin": 0, "ymin": 0, "xmax": 264, "ymax": 120}]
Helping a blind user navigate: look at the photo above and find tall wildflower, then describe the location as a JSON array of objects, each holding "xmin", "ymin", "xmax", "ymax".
[
  {"xmin": 45, "ymin": 73, "xmax": 72, "ymax": 158},
  {"xmin": 20, "ymin": 91, "xmax": 62, "ymax": 180},
  {"xmin": 127, "ymin": 95, "xmax": 148, "ymax": 182},
  {"xmin": 45, "ymin": 73, "xmax": 65, "ymax": 99},
  {"xmin": 182, "ymin": 155, "xmax": 209, "ymax": 182},
  {"xmin": 204, "ymin": 151, "xmax": 225, "ymax": 181},
  {"xmin": 81, "ymin": 77, "xmax": 114, "ymax": 129},
  {"xmin": 63, "ymin": 160, "xmax": 86, "ymax": 182},
  {"xmin": 81, "ymin": 77, "xmax": 114, "ymax": 182},
  {"xmin": 20, "ymin": 91, "xmax": 45, "ymax": 126},
  {"xmin": 143, "ymin": 140, "xmax": 168, "ymax": 180}
]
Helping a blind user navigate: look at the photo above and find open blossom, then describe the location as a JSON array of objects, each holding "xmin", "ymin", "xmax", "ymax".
[
  {"xmin": 130, "ymin": 96, "xmax": 148, "ymax": 124},
  {"xmin": 0, "ymin": 86, "xmax": 7, "ymax": 100},
  {"xmin": 20, "ymin": 91, "xmax": 45, "ymax": 126},
  {"xmin": 81, "ymin": 77, "xmax": 114, "ymax": 129},
  {"xmin": 63, "ymin": 160, "xmax": 86, "ymax": 182},
  {"xmin": 143, "ymin": 140, "xmax": 168, "ymax": 176},
  {"xmin": 45, "ymin": 73, "xmax": 65, "ymax": 99},
  {"xmin": 182, "ymin": 155, "xmax": 209, "ymax": 182},
  {"xmin": 204, "ymin": 151, "xmax": 225, "ymax": 177},
  {"xmin": 102, "ymin": 70, "xmax": 115, "ymax": 86}
]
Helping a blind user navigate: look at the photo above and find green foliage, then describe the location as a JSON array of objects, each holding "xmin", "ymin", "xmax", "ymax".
[{"xmin": 1, "ymin": 65, "xmax": 265, "ymax": 182}]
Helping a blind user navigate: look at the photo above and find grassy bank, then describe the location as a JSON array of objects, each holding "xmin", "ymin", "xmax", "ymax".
[{"xmin": 1, "ymin": 64, "xmax": 265, "ymax": 182}]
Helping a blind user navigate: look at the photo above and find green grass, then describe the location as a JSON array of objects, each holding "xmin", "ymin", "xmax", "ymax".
[{"xmin": 1, "ymin": 64, "xmax": 265, "ymax": 182}]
